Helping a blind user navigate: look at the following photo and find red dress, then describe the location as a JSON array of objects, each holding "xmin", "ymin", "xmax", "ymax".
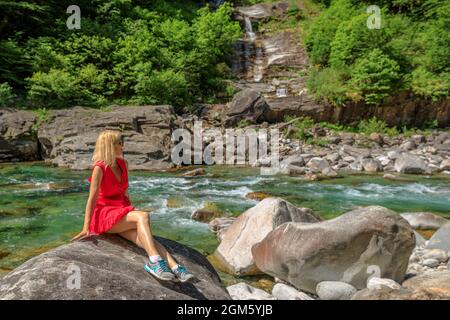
[{"xmin": 87, "ymin": 157, "xmax": 135, "ymax": 234}]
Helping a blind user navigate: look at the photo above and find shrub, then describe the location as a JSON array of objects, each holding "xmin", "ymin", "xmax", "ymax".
[
  {"xmin": 0, "ymin": 82, "xmax": 15, "ymax": 107},
  {"xmin": 349, "ymin": 49, "xmax": 401, "ymax": 105},
  {"xmin": 307, "ymin": 66, "xmax": 351, "ymax": 106}
]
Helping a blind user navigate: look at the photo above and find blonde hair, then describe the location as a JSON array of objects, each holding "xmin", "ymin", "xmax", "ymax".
[{"xmin": 92, "ymin": 130, "xmax": 123, "ymax": 167}]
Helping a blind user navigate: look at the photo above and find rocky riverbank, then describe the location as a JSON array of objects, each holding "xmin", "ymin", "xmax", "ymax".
[{"xmin": 204, "ymin": 198, "xmax": 450, "ymax": 300}]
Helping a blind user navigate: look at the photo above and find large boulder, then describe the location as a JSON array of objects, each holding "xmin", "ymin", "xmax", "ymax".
[
  {"xmin": 0, "ymin": 108, "xmax": 39, "ymax": 162},
  {"xmin": 37, "ymin": 105, "xmax": 177, "ymax": 170},
  {"xmin": 252, "ymin": 206, "xmax": 415, "ymax": 294},
  {"xmin": 223, "ymin": 90, "xmax": 269, "ymax": 127},
  {"xmin": 213, "ymin": 198, "xmax": 322, "ymax": 275},
  {"xmin": 394, "ymin": 153, "xmax": 427, "ymax": 174},
  {"xmin": 0, "ymin": 234, "xmax": 230, "ymax": 300}
]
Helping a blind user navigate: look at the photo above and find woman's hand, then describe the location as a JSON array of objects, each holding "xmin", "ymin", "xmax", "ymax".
[{"xmin": 71, "ymin": 227, "xmax": 91, "ymax": 242}]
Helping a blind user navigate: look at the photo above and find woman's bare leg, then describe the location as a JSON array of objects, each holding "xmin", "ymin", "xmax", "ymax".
[
  {"xmin": 107, "ymin": 210, "xmax": 160, "ymax": 257},
  {"xmin": 118, "ymin": 229, "xmax": 179, "ymax": 269}
]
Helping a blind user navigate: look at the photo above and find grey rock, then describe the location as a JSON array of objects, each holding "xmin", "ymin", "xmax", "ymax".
[
  {"xmin": 422, "ymin": 258, "xmax": 440, "ymax": 268},
  {"xmin": 316, "ymin": 281, "xmax": 357, "ymax": 300},
  {"xmin": 214, "ymin": 198, "xmax": 321, "ymax": 275},
  {"xmin": 191, "ymin": 209, "xmax": 222, "ymax": 223},
  {"xmin": 400, "ymin": 212, "xmax": 449, "ymax": 230},
  {"xmin": 271, "ymin": 283, "xmax": 314, "ymax": 300},
  {"xmin": 366, "ymin": 277, "xmax": 401, "ymax": 290},
  {"xmin": 440, "ymin": 158, "xmax": 450, "ymax": 171},
  {"xmin": 400, "ymin": 140, "xmax": 416, "ymax": 151},
  {"xmin": 226, "ymin": 283, "xmax": 276, "ymax": 300},
  {"xmin": 252, "ymin": 206, "xmax": 415, "ymax": 293},
  {"xmin": 402, "ymin": 271, "xmax": 450, "ymax": 299},
  {"xmin": 387, "ymin": 150, "xmax": 400, "ymax": 160},
  {"xmin": 252, "ymin": 206, "xmax": 415, "ymax": 294},
  {"xmin": 38, "ymin": 105, "xmax": 176, "ymax": 170},
  {"xmin": 426, "ymin": 223, "xmax": 450, "ymax": 252},
  {"xmin": 0, "ymin": 108, "xmax": 39, "ymax": 162},
  {"xmin": 306, "ymin": 157, "xmax": 330, "ymax": 173},
  {"xmin": 0, "ymin": 234, "xmax": 230, "ymax": 300},
  {"xmin": 182, "ymin": 168, "xmax": 207, "ymax": 177},
  {"xmin": 394, "ymin": 153, "xmax": 427, "ymax": 174},
  {"xmin": 224, "ymin": 89, "xmax": 269, "ymax": 127},
  {"xmin": 422, "ymin": 249, "xmax": 448, "ymax": 263},
  {"xmin": 361, "ymin": 158, "xmax": 382, "ymax": 172}
]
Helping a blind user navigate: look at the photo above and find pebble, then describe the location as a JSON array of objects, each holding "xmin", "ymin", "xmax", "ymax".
[
  {"xmin": 367, "ymin": 277, "xmax": 402, "ymax": 290},
  {"xmin": 316, "ymin": 281, "xmax": 357, "ymax": 300},
  {"xmin": 422, "ymin": 258, "xmax": 440, "ymax": 268},
  {"xmin": 422, "ymin": 249, "xmax": 449, "ymax": 263}
]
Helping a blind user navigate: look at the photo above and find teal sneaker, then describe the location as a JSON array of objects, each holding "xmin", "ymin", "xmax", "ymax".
[
  {"xmin": 144, "ymin": 259, "xmax": 175, "ymax": 281},
  {"xmin": 172, "ymin": 265, "xmax": 195, "ymax": 283}
]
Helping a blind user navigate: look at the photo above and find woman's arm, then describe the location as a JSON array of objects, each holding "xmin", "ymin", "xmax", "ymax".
[{"xmin": 71, "ymin": 166, "xmax": 103, "ymax": 241}]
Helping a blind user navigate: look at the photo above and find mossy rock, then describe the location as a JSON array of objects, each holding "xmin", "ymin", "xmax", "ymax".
[{"xmin": 245, "ymin": 192, "xmax": 272, "ymax": 201}]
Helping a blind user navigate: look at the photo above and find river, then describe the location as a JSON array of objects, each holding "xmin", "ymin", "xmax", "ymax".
[{"xmin": 0, "ymin": 162, "xmax": 449, "ymax": 285}]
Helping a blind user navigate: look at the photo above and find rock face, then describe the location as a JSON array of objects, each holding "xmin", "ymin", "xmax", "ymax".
[
  {"xmin": 37, "ymin": 105, "xmax": 177, "ymax": 170},
  {"xmin": 0, "ymin": 234, "xmax": 230, "ymax": 300},
  {"xmin": 0, "ymin": 108, "xmax": 39, "ymax": 162},
  {"xmin": 213, "ymin": 198, "xmax": 322, "ymax": 275},
  {"xmin": 252, "ymin": 206, "xmax": 415, "ymax": 294},
  {"xmin": 223, "ymin": 90, "xmax": 269, "ymax": 127}
]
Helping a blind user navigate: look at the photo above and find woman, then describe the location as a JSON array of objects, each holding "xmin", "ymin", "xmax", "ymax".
[{"xmin": 71, "ymin": 130, "xmax": 194, "ymax": 282}]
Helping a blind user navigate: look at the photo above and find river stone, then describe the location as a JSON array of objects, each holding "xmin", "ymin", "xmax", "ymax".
[
  {"xmin": 223, "ymin": 89, "xmax": 269, "ymax": 127},
  {"xmin": 394, "ymin": 153, "xmax": 427, "ymax": 174},
  {"xmin": 367, "ymin": 277, "xmax": 401, "ymax": 290},
  {"xmin": 252, "ymin": 206, "xmax": 415, "ymax": 294},
  {"xmin": 306, "ymin": 157, "xmax": 330, "ymax": 173},
  {"xmin": 426, "ymin": 223, "xmax": 450, "ymax": 252},
  {"xmin": 191, "ymin": 209, "xmax": 223, "ymax": 223},
  {"xmin": 182, "ymin": 168, "xmax": 206, "ymax": 177},
  {"xmin": 226, "ymin": 283, "xmax": 276, "ymax": 300},
  {"xmin": 0, "ymin": 234, "xmax": 230, "ymax": 300},
  {"xmin": 422, "ymin": 249, "xmax": 449, "ymax": 263},
  {"xmin": 37, "ymin": 105, "xmax": 176, "ymax": 170},
  {"xmin": 271, "ymin": 283, "xmax": 314, "ymax": 300},
  {"xmin": 400, "ymin": 212, "xmax": 449, "ymax": 230},
  {"xmin": 213, "ymin": 198, "xmax": 321, "ymax": 275},
  {"xmin": 0, "ymin": 108, "xmax": 39, "ymax": 162},
  {"xmin": 402, "ymin": 271, "xmax": 450, "ymax": 299},
  {"xmin": 316, "ymin": 281, "xmax": 357, "ymax": 300},
  {"xmin": 440, "ymin": 158, "xmax": 450, "ymax": 171},
  {"xmin": 422, "ymin": 258, "xmax": 440, "ymax": 268},
  {"xmin": 361, "ymin": 158, "xmax": 381, "ymax": 172}
]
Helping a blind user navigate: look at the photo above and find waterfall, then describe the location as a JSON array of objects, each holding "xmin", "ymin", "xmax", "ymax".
[
  {"xmin": 244, "ymin": 16, "xmax": 256, "ymax": 41},
  {"xmin": 209, "ymin": 0, "xmax": 225, "ymax": 9}
]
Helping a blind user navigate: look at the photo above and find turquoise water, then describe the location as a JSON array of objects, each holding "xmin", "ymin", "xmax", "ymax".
[{"xmin": 0, "ymin": 162, "xmax": 449, "ymax": 275}]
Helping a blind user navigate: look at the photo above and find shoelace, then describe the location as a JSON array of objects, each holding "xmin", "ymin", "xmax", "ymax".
[
  {"xmin": 154, "ymin": 260, "xmax": 171, "ymax": 273},
  {"xmin": 175, "ymin": 265, "xmax": 188, "ymax": 275}
]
